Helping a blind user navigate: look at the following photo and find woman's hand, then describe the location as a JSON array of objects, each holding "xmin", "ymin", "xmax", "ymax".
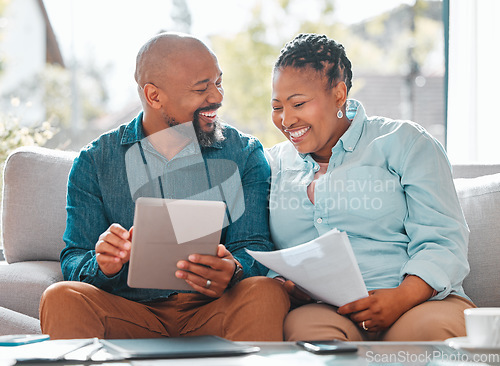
[
  {"xmin": 274, "ymin": 277, "xmax": 314, "ymax": 307},
  {"xmin": 337, "ymin": 288, "xmax": 409, "ymax": 332},
  {"xmin": 337, "ymin": 275, "xmax": 435, "ymax": 332}
]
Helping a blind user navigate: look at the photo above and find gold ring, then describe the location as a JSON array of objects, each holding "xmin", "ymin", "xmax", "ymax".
[
  {"xmin": 362, "ymin": 321, "xmax": 368, "ymax": 331},
  {"xmin": 205, "ymin": 279, "xmax": 212, "ymax": 289}
]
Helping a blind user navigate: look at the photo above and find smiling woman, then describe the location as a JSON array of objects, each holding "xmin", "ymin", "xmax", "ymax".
[{"xmin": 266, "ymin": 33, "xmax": 475, "ymax": 342}]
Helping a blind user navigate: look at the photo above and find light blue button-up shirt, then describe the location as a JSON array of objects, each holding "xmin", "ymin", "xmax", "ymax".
[{"xmin": 266, "ymin": 100, "xmax": 470, "ymax": 300}]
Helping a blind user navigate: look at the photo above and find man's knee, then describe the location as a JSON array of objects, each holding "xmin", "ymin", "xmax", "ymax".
[
  {"xmin": 42, "ymin": 282, "xmax": 71, "ymax": 308},
  {"xmin": 40, "ymin": 281, "xmax": 98, "ymax": 321},
  {"xmin": 235, "ymin": 276, "xmax": 289, "ymax": 305},
  {"xmin": 41, "ymin": 281, "xmax": 88, "ymax": 305},
  {"xmin": 221, "ymin": 277, "xmax": 289, "ymax": 341},
  {"xmin": 40, "ymin": 282, "xmax": 78, "ymax": 332}
]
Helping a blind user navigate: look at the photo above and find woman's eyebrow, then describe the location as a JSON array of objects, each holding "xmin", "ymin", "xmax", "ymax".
[
  {"xmin": 272, "ymin": 93, "xmax": 306, "ymax": 102},
  {"xmin": 287, "ymin": 93, "xmax": 306, "ymax": 100}
]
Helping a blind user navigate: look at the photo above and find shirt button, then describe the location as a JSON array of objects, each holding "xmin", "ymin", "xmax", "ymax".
[{"xmin": 316, "ymin": 218, "xmax": 323, "ymax": 224}]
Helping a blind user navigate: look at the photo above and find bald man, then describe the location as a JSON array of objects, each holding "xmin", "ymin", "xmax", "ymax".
[{"xmin": 40, "ymin": 33, "xmax": 289, "ymax": 341}]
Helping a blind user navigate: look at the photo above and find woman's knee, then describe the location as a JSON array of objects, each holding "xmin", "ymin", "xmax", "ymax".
[
  {"xmin": 284, "ymin": 303, "xmax": 363, "ymax": 341},
  {"xmin": 384, "ymin": 298, "xmax": 468, "ymax": 341}
]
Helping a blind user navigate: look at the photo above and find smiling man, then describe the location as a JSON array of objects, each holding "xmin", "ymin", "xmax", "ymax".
[{"xmin": 39, "ymin": 32, "xmax": 289, "ymax": 341}]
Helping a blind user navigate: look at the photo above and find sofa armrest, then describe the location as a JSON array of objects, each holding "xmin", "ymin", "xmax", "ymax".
[
  {"xmin": 455, "ymin": 173, "xmax": 500, "ymax": 307},
  {"xmin": 0, "ymin": 306, "xmax": 41, "ymax": 335}
]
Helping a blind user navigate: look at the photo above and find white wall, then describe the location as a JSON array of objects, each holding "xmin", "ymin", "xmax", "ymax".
[
  {"xmin": 447, "ymin": 0, "xmax": 500, "ymax": 164},
  {"xmin": 0, "ymin": 0, "xmax": 46, "ymax": 124}
]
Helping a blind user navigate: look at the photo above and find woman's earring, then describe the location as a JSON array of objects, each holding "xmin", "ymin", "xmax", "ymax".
[{"xmin": 337, "ymin": 109, "xmax": 343, "ymax": 119}]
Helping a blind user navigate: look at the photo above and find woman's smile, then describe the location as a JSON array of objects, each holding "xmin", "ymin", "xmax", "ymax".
[{"xmin": 285, "ymin": 126, "xmax": 311, "ymax": 143}]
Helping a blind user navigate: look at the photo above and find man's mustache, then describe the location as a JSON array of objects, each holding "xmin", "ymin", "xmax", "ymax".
[{"xmin": 195, "ymin": 103, "xmax": 223, "ymax": 116}]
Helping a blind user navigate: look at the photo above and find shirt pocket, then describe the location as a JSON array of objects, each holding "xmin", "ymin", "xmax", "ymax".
[{"xmin": 346, "ymin": 166, "xmax": 401, "ymax": 219}]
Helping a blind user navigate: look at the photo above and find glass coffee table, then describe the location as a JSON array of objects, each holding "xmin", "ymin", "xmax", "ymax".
[
  {"xmin": 1, "ymin": 340, "xmax": 499, "ymax": 365},
  {"xmin": 251, "ymin": 341, "xmax": 500, "ymax": 366}
]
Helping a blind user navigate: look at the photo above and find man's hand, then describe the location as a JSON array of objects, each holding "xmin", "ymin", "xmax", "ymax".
[
  {"xmin": 274, "ymin": 277, "xmax": 313, "ymax": 308},
  {"xmin": 95, "ymin": 224, "xmax": 133, "ymax": 277},
  {"xmin": 175, "ymin": 244, "xmax": 236, "ymax": 298}
]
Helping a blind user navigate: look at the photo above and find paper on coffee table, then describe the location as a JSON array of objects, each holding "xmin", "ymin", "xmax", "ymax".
[{"xmin": 246, "ymin": 229, "xmax": 368, "ymax": 307}]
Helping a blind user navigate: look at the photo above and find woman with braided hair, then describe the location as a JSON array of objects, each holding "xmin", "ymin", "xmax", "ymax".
[{"xmin": 267, "ymin": 33, "xmax": 475, "ymax": 341}]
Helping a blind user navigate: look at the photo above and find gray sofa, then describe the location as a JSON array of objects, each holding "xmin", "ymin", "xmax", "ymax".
[{"xmin": 1, "ymin": 146, "xmax": 499, "ymax": 335}]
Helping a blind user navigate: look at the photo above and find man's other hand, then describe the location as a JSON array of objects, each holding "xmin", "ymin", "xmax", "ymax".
[
  {"xmin": 95, "ymin": 223, "xmax": 133, "ymax": 277},
  {"xmin": 175, "ymin": 244, "xmax": 236, "ymax": 298}
]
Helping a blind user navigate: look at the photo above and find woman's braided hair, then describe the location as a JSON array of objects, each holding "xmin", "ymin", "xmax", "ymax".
[{"xmin": 274, "ymin": 33, "xmax": 353, "ymax": 94}]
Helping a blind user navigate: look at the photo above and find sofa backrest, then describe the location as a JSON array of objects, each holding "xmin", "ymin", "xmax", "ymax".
[
  {"xmin": 1, "ymin": 146, "xmax": 77, "ymax": 263},
  {"xmin": 453, "ymin": 164, "xmax": 500, "ymax": 179}
]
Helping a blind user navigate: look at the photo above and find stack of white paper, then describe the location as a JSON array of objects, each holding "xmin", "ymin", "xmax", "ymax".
[{"xmin": 247, "ymin": 229, "xmax": 368, "ymax": 307}]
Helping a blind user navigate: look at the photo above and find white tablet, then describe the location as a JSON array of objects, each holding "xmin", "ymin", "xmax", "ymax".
[{"xmin": 127, "ymin": 197, "xmax": 226, "ymax": 291}]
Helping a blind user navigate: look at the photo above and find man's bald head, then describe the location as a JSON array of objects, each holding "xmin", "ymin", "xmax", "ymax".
[{"xmin": 134, "ymin": 32, "xmax": 212, "ymax": 88}]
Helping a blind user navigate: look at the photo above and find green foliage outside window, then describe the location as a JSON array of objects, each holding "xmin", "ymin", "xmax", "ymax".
[{"xmin": 0, "ymin": 99, "xmax": 58, "ymax": 163}]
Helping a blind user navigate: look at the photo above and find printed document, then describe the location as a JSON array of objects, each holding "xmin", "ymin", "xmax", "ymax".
[{"xmin": 247, "ymin": 229, "xmax": 368, "ymax": 307}]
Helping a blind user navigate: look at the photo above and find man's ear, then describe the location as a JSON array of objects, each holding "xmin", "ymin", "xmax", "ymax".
[{"xmin": 143, "ymin": 83, "xmax": 163, "ymax": 109}]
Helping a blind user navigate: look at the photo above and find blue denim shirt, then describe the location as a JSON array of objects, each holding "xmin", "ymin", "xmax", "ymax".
[
  {"xmin": 266, "ymin": 100, "xmax": 470, "ymax": 301},
  {"xmin": 61, "ymin": 112, "xmax": 272, "ymax": 302}
]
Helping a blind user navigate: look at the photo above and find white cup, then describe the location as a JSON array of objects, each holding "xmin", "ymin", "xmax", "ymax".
[{"xmin": 464, "ymin": 307, "xmax": 500, "ymax": 348}]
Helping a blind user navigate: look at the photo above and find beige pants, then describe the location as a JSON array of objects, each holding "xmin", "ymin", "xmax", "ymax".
[
  {"xmin": 284, "ymin": 295, "xmax": 475, "ymax": 341},
  {"xmin": 40, "ymin": 276, "xmax": 290, "ymax": 341}
]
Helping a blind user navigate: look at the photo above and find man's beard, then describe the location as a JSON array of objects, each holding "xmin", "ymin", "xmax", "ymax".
[
  {"xmin": 193, "ymin": 104, "xmax": 225, "ymax": 147},
  {"xmin": 161, "ymin": 104, "xmax": 225, "ymax": 147}
]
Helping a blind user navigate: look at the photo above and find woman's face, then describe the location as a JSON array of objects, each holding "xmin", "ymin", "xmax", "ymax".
[{"xmin": 271, "ymin": 66, "xmax": 349, "ymax": 162}]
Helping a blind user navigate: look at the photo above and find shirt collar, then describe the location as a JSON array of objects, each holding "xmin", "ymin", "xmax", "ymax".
[
  {"xmin": 338, "ymin": 99, "xmax": 365, "ymax": 153},
  {"xmin": 120, "ymin": 111, "xmax": 224, "ymax": 149},
  {"xmin": 121, "ymin": 111, "xmax": 146, "ymax": 146}
]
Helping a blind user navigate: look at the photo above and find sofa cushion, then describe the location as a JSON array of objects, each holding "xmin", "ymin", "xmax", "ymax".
[
  {"xmin": 454, "ymin": 173, "xmax": 500, "ymax": 307},
  {"xmin": 1, "ymin": 146, "xmax": 76, "ymax": 263},
  {"xmin": 0, "ymin": 261, "xmax": 63, "ymax": 319}
]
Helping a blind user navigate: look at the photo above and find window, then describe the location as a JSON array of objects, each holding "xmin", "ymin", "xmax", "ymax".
[
  {"xmin": 1, "ymin": 0, "xmax": 447, "ymax": 152},
  {"xmin": 446, "ymin": 0, "xmax": 500, "ymax": 163}
]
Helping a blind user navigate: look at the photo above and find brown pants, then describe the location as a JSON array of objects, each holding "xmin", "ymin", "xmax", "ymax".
[
  {"xmin": 40, "ymin": 277, "xmax": 290, "ymax": 341},
  {"xmin": 284, "ymin": 295, "xmax": 475, "ymax": 341}
]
